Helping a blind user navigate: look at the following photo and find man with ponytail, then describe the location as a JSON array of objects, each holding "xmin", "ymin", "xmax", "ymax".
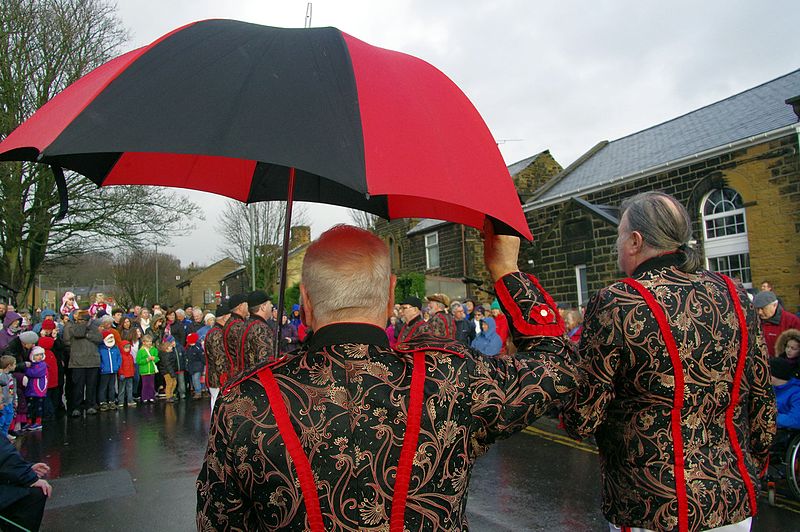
[{"xmin": 562, "ymin": 191, "xmax": 776, "ymax": 532}]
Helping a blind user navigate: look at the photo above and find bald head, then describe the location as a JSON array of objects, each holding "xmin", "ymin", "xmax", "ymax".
[{"xmin": 301, "ymin": 225, "xmax": 394, "ymax": 328}]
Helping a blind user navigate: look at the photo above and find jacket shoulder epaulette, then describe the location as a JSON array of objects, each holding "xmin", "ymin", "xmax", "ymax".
[{"xmin": 395, "ymin": 334, "xmax": 471, "ymax": 359}]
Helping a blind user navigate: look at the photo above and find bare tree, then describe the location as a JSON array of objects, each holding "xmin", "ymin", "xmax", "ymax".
[
  {"xmin": 0, "ymin": 0, "xmax": 201, "ymax": 305},
  {"xmin": 112, "ymin": 249, "xmax": 182, "ymax": 308},
  {"xmin": 217, "ymin": 201, "xmax": 308, "ymax": 292},
  {"xmin": 348, "ymin": 208, "xmax": 380, "ymax": 231}
]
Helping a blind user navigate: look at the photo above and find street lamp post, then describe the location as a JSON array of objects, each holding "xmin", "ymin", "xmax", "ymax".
[
  {"xmin": 249, "ymin": 204, "xmax": 256, "ymax": 290},
  {"xmin": 155, "ymin": 243, "xmax": 160, "ymax": 305}
]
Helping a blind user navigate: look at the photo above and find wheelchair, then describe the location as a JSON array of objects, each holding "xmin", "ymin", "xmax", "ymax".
[{"xmin": 764, "ymin": 429, "xmax": 800, "ymax": 505}]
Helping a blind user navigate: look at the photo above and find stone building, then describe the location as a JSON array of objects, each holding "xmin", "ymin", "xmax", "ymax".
[
  {"xmin": 271, "ymin": 225, "xmax": 313, "ymax": 298},
  {"xmin": 522, "ymin": 69, "xmax": 800, "ymax": 312},
  {"xmin": 374, "ymin": 150, "xmax": 563, "ymax": 302},
  {"xmin": 176, "ymin": 257, "xmax": 241, "ymax": 309},
  {"xmin": 219, "ymin": 265, "xmax": 249, "ymax": 301}
]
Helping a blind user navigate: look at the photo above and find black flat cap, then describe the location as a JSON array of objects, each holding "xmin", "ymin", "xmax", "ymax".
[
  {"xmin": 400, "ymin": 296, "xmax": 422, "ymax": 310},
  {"xmin": 228, "ymin": 293, "xmax": 247, "ymax": 309},
  {"xmin": 247, "ymin": 290, "xmax": 270, "ymax": 307},
  {"xmin": 214, "ymin": 303, "xmax": 230, "ymax": 317}
]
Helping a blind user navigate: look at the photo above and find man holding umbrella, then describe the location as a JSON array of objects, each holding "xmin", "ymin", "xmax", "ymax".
[{"xmin": 197, "ymin": 224, "xmax": 578, "ymax": 530}]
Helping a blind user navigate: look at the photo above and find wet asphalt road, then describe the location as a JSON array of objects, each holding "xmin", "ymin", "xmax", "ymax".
[{"xmin": 12, "ymin": 399, "xmax": 800, "ymax": 531}]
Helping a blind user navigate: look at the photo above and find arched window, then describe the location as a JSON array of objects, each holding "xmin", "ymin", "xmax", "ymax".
[{"xmin": 701, "ymin": 187, "xmax": 751, "ymax": 288}]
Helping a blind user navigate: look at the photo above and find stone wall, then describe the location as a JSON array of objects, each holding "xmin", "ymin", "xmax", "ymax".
[
  {"xmin": 180, "ymin": 258, "xmax": 241, "ymax": 309},
  {"xmin": 514, "ymin": 151, "xmax": 564, "ymax": 200},
  {"xmin": 523, "ymin": 133, "xmax": 800, "ymax": 312}
]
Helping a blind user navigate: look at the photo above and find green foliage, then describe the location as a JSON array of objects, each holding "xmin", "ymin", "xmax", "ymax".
[
  {"xmin": 283, "ymin": 282, "xmax": 301, "ymax": 313},
  {"xmin": 394, "ymin": 272, "xmax": 425, "ymax": 302}
]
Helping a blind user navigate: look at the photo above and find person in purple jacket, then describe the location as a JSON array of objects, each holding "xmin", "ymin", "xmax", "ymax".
[{"xmin": 24, "ymin": 347, "xmax": 47, "ymax": 431}]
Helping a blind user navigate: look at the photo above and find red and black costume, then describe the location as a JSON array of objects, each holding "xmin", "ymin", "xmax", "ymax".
[
  {"xmin": 562, "ymin": 253, "xmax": 776, "ymax": 532},
  {"xmin": 203, "ymin": 323, "xmax": 227, "ymax": 388},
  {"xmin": 197, "ymin": 271, "xmax": 577, "ymax": 530}
]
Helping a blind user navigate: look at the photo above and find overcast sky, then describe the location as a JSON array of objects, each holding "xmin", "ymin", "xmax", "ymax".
[{"xmin": 114, "ymin": 0, "xmax": 800, "ymax": 266}]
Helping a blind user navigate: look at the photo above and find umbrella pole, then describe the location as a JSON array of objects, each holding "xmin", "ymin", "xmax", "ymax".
[{"xmin": 274, "ymin": 167, "xmax": 296, "ymax": 360}]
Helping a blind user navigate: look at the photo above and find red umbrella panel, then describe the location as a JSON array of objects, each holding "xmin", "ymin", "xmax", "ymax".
[{"xmin": 0, "ymin": 19, "xmax": 532, "ymax": 240}]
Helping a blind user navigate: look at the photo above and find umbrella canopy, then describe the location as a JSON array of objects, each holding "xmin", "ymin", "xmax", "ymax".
[{"xmin": 0, "ymin": 19, "xmax": 531, "ymax": 239}]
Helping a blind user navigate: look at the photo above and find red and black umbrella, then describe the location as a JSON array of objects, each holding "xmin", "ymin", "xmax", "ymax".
[
  {"xmin": 0, "ymin": 20, "xmax": 531, "ymax": 356},
  {"xmin": 0, "ymin": 19, "xmax": 530, "ymax": 239}
]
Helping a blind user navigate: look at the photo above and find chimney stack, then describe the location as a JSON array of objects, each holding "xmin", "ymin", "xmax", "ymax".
[
  {"xmin": 290, "ymin": 226, "xmax": 311, "ymax": 249},
  {"xmin": 786, "ymin": 95, "xmax": 800, "ymax": 121}
]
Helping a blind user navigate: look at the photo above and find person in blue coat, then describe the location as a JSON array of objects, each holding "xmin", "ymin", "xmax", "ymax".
[
  {"xmin": 470, "ymin": 316, "xmax": 503, "ymax": 356},
  {"xmin": 771, "ymin": 357, "xmax": 800, "ymax": 430},
  {"xmin": 98, "ymin": 331, "xmax": 122, "ymax": 411},
  {"xmin": 0, "ymin": 436, "xmax": 51, "ymax": 531}
]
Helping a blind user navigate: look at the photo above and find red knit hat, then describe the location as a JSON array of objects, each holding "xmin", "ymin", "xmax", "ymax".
[
  {"xmin": 41, "ymin": 319, "xmax": 56, "ymax": 331},
  {"xmin": 119, "ymin": 340, "xmax": 131, "ymax": 351},
  {"xmin": 186, "ymin": 333, "xmax": 199, "ymax": 346}
]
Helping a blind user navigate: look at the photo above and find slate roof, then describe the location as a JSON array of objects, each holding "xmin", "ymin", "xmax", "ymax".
[
  {"xmin": 407, "ymin": 152, "xmax": 545, "ymax": 236},
  {"xmin": 527, "ymin": 68, "xmax": 800, "ymax": 207},
  {"xmin": 506, "ymin": 151, "xmax": 544, "ymax": 177},
  {"xmin": 407, "ymin": 218, "xmax": 448, "ymax": 236}
]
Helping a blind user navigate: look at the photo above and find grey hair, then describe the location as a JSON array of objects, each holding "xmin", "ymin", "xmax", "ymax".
[
  {"xmin": 620, "ymin": 191, "xmax": 702, "ymax": 272},
  {"xmin": 428, "ymin": 300, "xmax": 446, "ymax": 312},
  {"xmin": 175, "ymin": 309, "xmax": 185, "ymax": 318},
  {"xmin": 204, "ymin": 313, "xmax": 215, "ymax": 325},
  {"xmin": 302, "ymin": 225, "xmax": 391, "ymax": 323}
]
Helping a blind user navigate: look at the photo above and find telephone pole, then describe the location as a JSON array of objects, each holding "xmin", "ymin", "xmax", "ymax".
[{"xmin": 154, "ymin": 243, "xmax": 160, "ymax": 304}]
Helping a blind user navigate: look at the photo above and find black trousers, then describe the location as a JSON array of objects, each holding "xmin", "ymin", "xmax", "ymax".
[
  {"xmin": 25, "ymin": 397, "xmax": 44, "ymax": 424},
  {"xmin": 44, "ymin": 387, "xmax": 63, "ymax": 419},
  {"xmin": 71, "ymin": 368, "xmax": 99, "ymax": 411},
  {"xmin": 97, "ymin": 373, "xmax": 117, "ymax": 404},
  {"xmin": 0, "ymin": 487, "xmax": 47, "ymax": 531}
]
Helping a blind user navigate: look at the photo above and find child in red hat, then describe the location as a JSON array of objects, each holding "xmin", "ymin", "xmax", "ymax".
[
  {"xmin": 117, "ymin": 340, "xmax": 136, "ymax": 407},
  {"xmin": 185, "ymin": 333, "xmax": 205, "ymax": 399}
]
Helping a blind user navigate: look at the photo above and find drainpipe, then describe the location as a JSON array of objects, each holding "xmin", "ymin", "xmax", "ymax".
[{"xmin": 461, "ymin": 225, "xmax": 468, "ymax": 297}]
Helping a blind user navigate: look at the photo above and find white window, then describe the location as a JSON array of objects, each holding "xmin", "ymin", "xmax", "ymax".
[
  {"xmin": 425, "ymin": 232, "xmax": 439, "ymax": 269},
  {"xmin": 701, "ymin": 187, "xmax": 752, "ymax": 287},
  {"xmin": 204, "ymin": 288, "xmax": 214, "ymax": 305},
  {"xmin": 575, "ymin": 265, "xmax": 589, "ymax": 307}
]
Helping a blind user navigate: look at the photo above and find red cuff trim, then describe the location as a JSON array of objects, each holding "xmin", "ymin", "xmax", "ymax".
[
  {"xmin": 494, "ymin": 272, "xmax": 565, "ymax": 337},
  {"xmin": 759, "ymin": 455, "xmax": 770, "ymax": 479}
]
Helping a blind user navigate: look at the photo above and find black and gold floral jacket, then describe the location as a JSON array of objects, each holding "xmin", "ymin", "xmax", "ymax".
[
  {"xmin": 204, "ymin": 323, "xmax": 227, "ymax": 388},
  {"xmin": 197, "ymin": 271, "xmax": 577, "ymax": 530},
  {"xmin": 562, "ymin": 254, "xmax": 776, "ymax": 532}
]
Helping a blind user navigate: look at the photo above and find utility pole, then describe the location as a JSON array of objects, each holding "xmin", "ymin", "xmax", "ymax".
[
  {"xmin": 155, "ymin": 243, "xmax": 160, "ymax": 304},
  {"xmin": 249, "ymin": 205, "xmax": 256, "ymax": 290}
]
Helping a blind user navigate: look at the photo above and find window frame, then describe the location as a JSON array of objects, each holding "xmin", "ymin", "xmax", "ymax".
[
  {"xmin": 575, "ymin": 264, "xmax": 589, "ymax": 308},
  {"xmin": 700, "ymin": 187, "xmax": 752, "ymax": 289},
  {"xmin": 425, "ymin": 232, "xmax": 440, "ymax": 270}
]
